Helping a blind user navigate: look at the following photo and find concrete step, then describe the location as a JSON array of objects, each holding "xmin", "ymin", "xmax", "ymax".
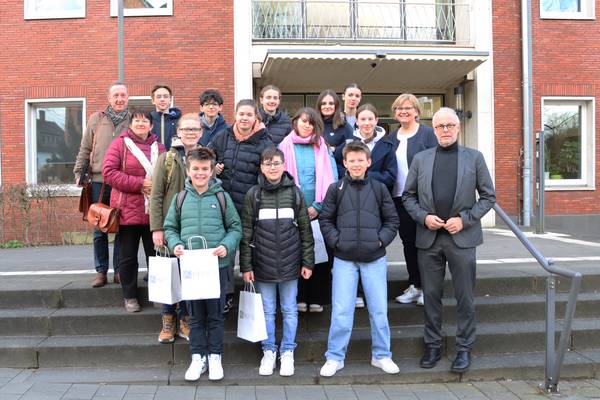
[
  {"xmin": 3, "ymin": 319, "xmax": 600, "ymax": 368},
  {"xmin": 0, "ymin": 272, "xmax": 597, "ymax": 309},
  {"xmin": 1, "ymin": 292, "xmax": 598, "ymax": 337}
]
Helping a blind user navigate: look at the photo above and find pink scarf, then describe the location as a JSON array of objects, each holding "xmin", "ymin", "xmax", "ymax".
[{"xmin": 278, "ymin": 131, "xmax": 335, "ymax": 203}]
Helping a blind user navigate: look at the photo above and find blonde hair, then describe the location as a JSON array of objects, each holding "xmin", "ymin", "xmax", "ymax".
[
  {"xmin": 391, "ymin": 93, "xmax": 421, "ymax": 118},
  {"xmin": 177, "ymin": 113, "xmax": 201, "ymax": 128}
]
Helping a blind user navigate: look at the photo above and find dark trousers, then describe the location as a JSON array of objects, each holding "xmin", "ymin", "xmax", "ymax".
[
  {"xmin": 298, "ymin": 247, "xmax": 332, "ymax": 305},
  {"xmin": 118, "ymin": 224, "xmax": 154, "ymax": 299},
  {"xmin": 91, "ymin": 182, "xmax": 120, "ymax": 274},
  {"xmin": 418, "ymin": 231, "xmax": 476, "ymax": 351},
  {"xmin": 188, "ymin": 267, "xmax": 228, "ymax": 356},
  {"xmin": 394, "ymin": 197, "xmax": 420, "ymax": 288}
]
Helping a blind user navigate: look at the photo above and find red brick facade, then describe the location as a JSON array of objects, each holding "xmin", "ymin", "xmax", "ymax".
[
  {"xmin": 493, "ymin": 0, "xmax": 600, "ymax": 216},
  {"xmin": 0, "ymin": 1, "xmax": 234, "ymax": 243}
]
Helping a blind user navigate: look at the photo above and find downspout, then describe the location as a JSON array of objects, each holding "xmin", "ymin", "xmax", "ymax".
[{"xmin": 521, "ymin": 0, "xmax": 533, "ymax": 226}]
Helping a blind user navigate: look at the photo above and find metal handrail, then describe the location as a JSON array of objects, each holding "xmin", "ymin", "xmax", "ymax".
[{"xmin": 493, "ymin": 204, "xmax": 582, "ymax": 394}]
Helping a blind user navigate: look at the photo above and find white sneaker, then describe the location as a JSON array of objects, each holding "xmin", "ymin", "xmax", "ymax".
[
  {"xmin": 208, "ymin": 354, "xmax": 224, "ymax": 381},
  {"xmin": 395, "ymin": 285, "xmax": 422, "ymax": 304},
  {"xmin": 309, "ymin": 304, "xmax": 323, "ymax": 312},
  {"xmin": 297, "ymin": 302, "xmax": 308, "ymax": 312},
  {"xmin": 279, "ymin": 351, "xmax": 295, "ymax": 376},
  {"xmin": 258, "ymin": 350, "xmax": 277, "ymax": 376},
  {"xmin": 355, "ymin": 297, "xmax": 365, "ymax": 308},
  {"xmin": 184, "ymin": 354, "xmax": 207, "ymax": 381},
  {"xmin": 320, "ymin": 359, "xmax": 344, "ymax": 377},
  {"xmin": 417, "ymin": 292, "xmax": 424, "ymax": 306},
  {"xmin": 371, "ymin": 357, "xmax": 400, "ymax": 374}
]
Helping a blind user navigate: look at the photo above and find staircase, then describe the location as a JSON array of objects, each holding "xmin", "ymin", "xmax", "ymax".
[{"xmin": 1, "ymin": 266, "xmax": 598, "ymax": 385}]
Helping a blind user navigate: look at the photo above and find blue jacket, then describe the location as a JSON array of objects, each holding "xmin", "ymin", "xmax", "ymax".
[
  {"xmin": 151, "ymin": 108, "xmax": 181, "ymax": 150},
  {"xmin": 334, "ymin": 127, "xmax": 397, "ymax": 193},
  {"xmin": 292, "ymin": 143, "xmax": 338, "ymax": 213},
  {"xmin": 388, "ymin": 124, "xmax": 438, "ymax": 169},
  {"xmin": 259, "ymin": 108, "xmax": 292, "ymax": 145},
  {"xmin": 199, "ymin": 113, "xmax": 228, "ymax": 146},
  {"xmin": 323, "ymin": 117, "xmax": 353, "ymax": 148}
]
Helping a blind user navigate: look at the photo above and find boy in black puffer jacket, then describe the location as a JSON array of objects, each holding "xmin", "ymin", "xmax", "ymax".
[
  {"xmin": 240, "ymin": 147, "xmax": 314, "ymax": 377},
  {"xmin": 318, "ymin": 141, "xmax": 400, "ymax": 378}
]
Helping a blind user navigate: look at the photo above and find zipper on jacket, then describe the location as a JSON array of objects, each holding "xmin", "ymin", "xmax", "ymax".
[{"xmin": 275, "ymin": 191, "xmax": 281, "ymax": 280}]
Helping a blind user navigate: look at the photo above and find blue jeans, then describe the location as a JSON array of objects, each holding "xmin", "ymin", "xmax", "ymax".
[
  {"xmin": 255, "ymin": 280, "xmax": 298, "ymax": 353},
  {"xmin": 162, "ymin": 301, "xmax": 189, "ymax": 319},
  {"xmin": 326, "ymin": 256, "xmax": 391, "ymax": 361},
  {"xmin": 91, "ymin": 182, "xmax": 120, "ymax": 274}
]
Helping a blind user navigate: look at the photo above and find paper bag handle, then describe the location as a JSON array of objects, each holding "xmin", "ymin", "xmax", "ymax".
[
  {"xmin": 244, "ymin": 281, "xmax": 257, "ymax": 293},
  {"xmin": 155, "ymin": 246, "xmax": 170, "ymax": 257},
  {"xmin": 187, "ymin": 235, "xmax": 208, "ymax": 250}
]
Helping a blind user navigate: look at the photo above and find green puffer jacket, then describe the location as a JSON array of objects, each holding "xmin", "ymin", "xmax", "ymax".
[
  {"xmin": 163, "ymin": 178, "xmax": 242, "ymax": 268},
  {"xmin": 149, "ymin": 147, "xmax": 187, "ymax": 232},
  {"xmin": 240, "ymin": 172, "xmax": 314, "ymax": 282}
]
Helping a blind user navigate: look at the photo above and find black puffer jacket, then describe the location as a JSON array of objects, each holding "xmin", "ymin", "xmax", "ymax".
[
  {"xmin": 208, "ymin": 126, "xmax": 273, "ymax": 212},
  {"xmin": 240, "ymin": 172, "xmax": 314, "ymax": 282},
  {"xmin": 319, "ymin": 175, "xmax": 399, "ymax": 263},
  {"xmin": 259, "ymin": 109, "xmax": 292, "ymax": 145},
  {"xmin": 323, "ymin": 117, "xmax": 353, "ymax": 148}
]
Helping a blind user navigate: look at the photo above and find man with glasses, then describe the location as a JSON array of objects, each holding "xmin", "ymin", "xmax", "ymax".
[
  {"xmin": 150, "ymin": 85, "xmax": 182, "ymax": 150},
  {"xmin": 198, "ymin": 89, "xmax": 228, "ymax": 146},
  {"xmin": 150, "ymin": 113, "xmax": 203, "ymax": 344},
  {"xmin": 402, "ymin": 107, "xmax": 496, "ymax": 374}
]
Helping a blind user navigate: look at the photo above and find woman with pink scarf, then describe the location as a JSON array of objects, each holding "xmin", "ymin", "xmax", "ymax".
[{"xmin": 279, "ymin": 107, "xmax": 338, "ymax": 313}]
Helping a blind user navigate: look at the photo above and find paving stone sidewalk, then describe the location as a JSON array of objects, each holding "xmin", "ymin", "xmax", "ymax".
[{"xmin": 1, "ymin": 368, "xmax": 600, "ymax": 400}]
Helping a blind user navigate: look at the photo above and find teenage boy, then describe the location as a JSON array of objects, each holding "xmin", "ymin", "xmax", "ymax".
[
  {"xmin": 163, "ymin": 148, "xmax": 242, "ymax": 382},
  {"xmin": 150, "ymin": 113, "xmax": 203, "ymax": 344},
  {"xmin": 318, "ymin": 141, "xmax": 400, "ymax": 377},
  {"xmin": 198, "ymin": 89, "xmax": 228, "ymax": 146},
  {"xmin": 150, "ymin": 85, "xmax": 181, "ymax": 150},
  {"xmin": 240, "ymin": 147, "xmax": 314, "ymax": 377}
]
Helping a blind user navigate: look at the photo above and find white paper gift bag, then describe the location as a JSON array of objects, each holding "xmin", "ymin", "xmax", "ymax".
[
  {"xmin": 180, "ymin": 236, "xmax": 221, "ymax": 300},
  {"xmin": 148, "ymin": 247, "xmax": 182, "ymax": 305},
  {"xmin": 311, "ymin": 220, "xmax": 328, "ymax": 264},
  {"xmin": 237, "ymin": 282, "xmax": 268, "ymax": 343}
]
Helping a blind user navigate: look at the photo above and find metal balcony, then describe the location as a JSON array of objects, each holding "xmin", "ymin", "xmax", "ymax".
[{"xmin": 252, "ymin": 0, "xmax": 471, "ymax": 46}]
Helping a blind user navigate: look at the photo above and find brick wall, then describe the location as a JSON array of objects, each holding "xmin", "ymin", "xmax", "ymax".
[
  {"xmin": 0, "ymin": 1, "xmax": 234, "ymax": 243},
  {"xmin": 493, "ymin": 0, "xmax": 600, "ymax": 216}
]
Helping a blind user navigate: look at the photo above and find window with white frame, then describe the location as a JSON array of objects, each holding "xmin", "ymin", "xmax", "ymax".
[
  {"xmin": 110, "ymin": 0, "xmax": 173, "ymax": 17},
  {"xmin": 24, "ymin": 0, "xmax": 85, "ymax": 20},
  {"xmin": 540, "ymin": 0, "xmax": 595, "ymax": 19},
  {"xmin": 26, "ymin": 99, "xmax": 85, "ymax": 185},
  {"xmin": 542, "ymin": 97, "xmax": 595, "ymax": 189},
  {"xmin": 128, "ymin": 96, "xmax": 155, "ymax": 113}
]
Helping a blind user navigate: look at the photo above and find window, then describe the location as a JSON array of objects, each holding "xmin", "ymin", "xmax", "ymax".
[
  {"xmin": 25, "ymin": 0, "xmax": 85, "ymax": 20},
  {"xmin": 128, "ymin": 96, "xmax": 155, "ymax": 113},
  {"xmin": 542, "ymin": 97, "xmax": 595, "ymax": 190},
  {"xmin": 26, "ymin": 99, "xmax": 85, "ymax": 186},
  {"xmin": 110, "ymin": 0, "xmax": 173, "ymax": 17},
  {"xmin": 540, "ymin": 0, "xmax": 595, "ymax": 19}
]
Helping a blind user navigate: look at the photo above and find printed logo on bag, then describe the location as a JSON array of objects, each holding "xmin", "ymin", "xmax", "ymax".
[
  {"xmin": 211, "ymin": 203, "xmax": 217, "ymax": 209},
  {"xmin": 182, "ymin": 270, "xmax": 193, "ymax": 279},
  {"xmin": 149, "ymin": 275, "xmax": 156, "ymax": 284}
]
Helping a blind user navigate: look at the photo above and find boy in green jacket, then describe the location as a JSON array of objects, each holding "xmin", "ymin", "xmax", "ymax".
[{"xmin": 163, "ymin": 147, "xmax": 242, "ymax": 382}]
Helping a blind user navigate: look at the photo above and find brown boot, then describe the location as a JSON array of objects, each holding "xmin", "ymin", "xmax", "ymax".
[
  {"xmin": 158, "ymin": 315, "xmax": 176, "ymax": 343},
  {"xmin": 113, "ymin": 272, "xmax": 120, "ymax": 284},
  {"xmin": 92, "ymin": 272, "xmax": 107, "ymax": 288},
  {"xmin": 178, "ymin": 316, "xmax": 190, "ymax": 341}
]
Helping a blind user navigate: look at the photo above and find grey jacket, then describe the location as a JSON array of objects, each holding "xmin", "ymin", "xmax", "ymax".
[{"xmin": 402, "ymin": 145, "xmax": 496, "ymax": 249}]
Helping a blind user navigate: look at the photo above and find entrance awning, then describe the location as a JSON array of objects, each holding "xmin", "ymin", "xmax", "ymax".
[{"xmin": 259, "ymin": 49, "xmax": 488, "ymax": 92}]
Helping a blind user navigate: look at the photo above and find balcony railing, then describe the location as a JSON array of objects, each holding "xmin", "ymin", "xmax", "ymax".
[{"xmin": 252, "ymin": 0, "xmax": 471, "ymax": 46}]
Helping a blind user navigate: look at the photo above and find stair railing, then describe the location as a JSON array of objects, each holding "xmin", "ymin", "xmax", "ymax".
[{"xmin": 493, "ymin": 204, "xmax": 582, "ymax": 394}]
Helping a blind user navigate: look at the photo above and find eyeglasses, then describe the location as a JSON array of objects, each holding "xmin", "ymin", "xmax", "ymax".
[
  {"xmin": 434, "ymin": 123, "xmax": 457, "ymax": 131},
  {"xmin": 262, "ymin": 161, "xmax": 284, "ymax": 169},
  {"xmin": 202, "ymin": 102, "xmax": 220, "ymax": 108},
  {"xmin": 178, "ymin": 127, "xmax": 202, "ymax": 133},
  {"xmin": 395, "ymin": 106, "xmax": 414, "ymax": 112}
]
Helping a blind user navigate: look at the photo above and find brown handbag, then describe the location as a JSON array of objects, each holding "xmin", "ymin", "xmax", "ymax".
[
  {"xmin": 78, "ymin": 182, "xmax": 93, "ymax": 220},
  {"xmin": 87, "ymin": 199, "xmax": 120, "ymax": 233}
]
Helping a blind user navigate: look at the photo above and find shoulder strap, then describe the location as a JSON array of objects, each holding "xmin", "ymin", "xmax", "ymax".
[
  {"xmin": 369, "ymin": 178, "xmax": 385, "ymax": 217},
  {"xmin": 291, "ymin": 185, "xmax": 302, "ymax": 219},
  {"xmin": 335, "ymin": 178, "xmax": 349, "ymax": 208},
  {"xmin": 175, "ymin": 190, "xmax": 187, "ymax": 220},
  {"xmin": 215, "ymin": 191, "xmax": 227, "ymax": 227},
  {"xmin": 165, "ymin": 150, "xmax": 176, "ymax": 186}
]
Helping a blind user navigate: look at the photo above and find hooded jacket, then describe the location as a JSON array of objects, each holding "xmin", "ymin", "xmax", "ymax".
[
  {"xmin": 163, "ymin": 178, "xmax": 242, "ymax": 269},
  {"xmin": 207, "ymin": 126, "xmax": 274, "ymax": 212},
  {"xmin": 150, "ymin": 108, "xmax": 182, "ymax": 150},
  {"xmin": 259, "ymin": 108, "xmax": 292, "ymax": 146},
  {"xmin": 149, "ymin": 146, "xmax": 187, "ymax": 232},
  {"xmin": 102, "ymin": 129, "xmax": 166, "ymax": 226},
  {"xmin": 240, "ymin": 172, "xmax": 314, "ymax": 282},
  {"xmin": 199, "ymin": 113, "xmax": 228, "ymax": 146}
]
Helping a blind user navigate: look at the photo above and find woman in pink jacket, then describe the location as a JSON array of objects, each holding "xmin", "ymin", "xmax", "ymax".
[{"xmin": 103, "ymin": 109, "xmax": 166, "ymax": 312}]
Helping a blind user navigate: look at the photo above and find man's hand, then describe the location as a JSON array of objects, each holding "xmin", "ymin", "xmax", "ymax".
[
  {"xmin": 307, "ymin": 206, "xmax": 319, "ymax": 220},
  {"xmin": 174, "ymin": 244, "xmax": 185, "ymax": 256},
  {"xmin": 142, "ymin": 178, "xmax": 152, "ymax": 195},
  {"xmin": 444, "ymin": 217, "xmax": 464, "ymax": 235},
  {"xmin": 425, "ymin": 214, "xmax": 445, "ymax": 230},
  {"xmin": 152, "ymin": 230, "xmax": 165, "ymax": 247},
  {"xmin": 243, "ymin": 271, "xmax": 254, "ymax": 282},
  {"xmin": 301, "ymin": 267, "xmax": 312, "ymax": 280},
  {"xmin": 215, "ymin": 163, "xmax": 224, "ymax": 175},
  {"xmin": 213, "ymin": 245, "xmax": 227, "ymax": 258}
]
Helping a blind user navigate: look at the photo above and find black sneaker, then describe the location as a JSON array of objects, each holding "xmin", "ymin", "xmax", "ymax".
[{"xmin": 223, "ymin": 295, "xmax": 234, "ymax": 314}]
